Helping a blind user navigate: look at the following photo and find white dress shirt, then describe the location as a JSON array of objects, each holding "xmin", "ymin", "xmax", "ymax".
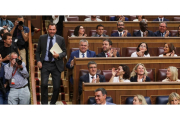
[
  {"xmin": 131, "ymin": 52, "xmax": 150, "ymax": 57},
  {"xmin": 89, "ymin": 73, "xmax": 96, "ymax": 83},
  {"xmin": 113, "ymin": 77, "xmax": 130, "ymax": 82},
  {"xmin": 79, "ymin": 51, "xmax": 87, "ymax": 58}
]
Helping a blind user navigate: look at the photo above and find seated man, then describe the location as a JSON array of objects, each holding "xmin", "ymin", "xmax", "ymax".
[
  {"xmin": 154, "ymin": 22, "xmax": 171, "ymax": 37},
  {"xmin": 91, "ymin": 24, "xmax": 108, "ymax": 37},
  {"xmin": 4, "ymin": 52, "xmax": 30, "ymax": 104},
  {"xmin": 79, "ymin": 61, "xmax": 106, "ymax": 95},
  {"xmin": 0, "ymin": 33, "xmax": 19, "ymax": 64},
  {"xmin": 94, "ymin": 88, "xmax": 116, "ymax": 105},
  {"xmin": 84, "ymin": 16, "xmax": 102, "ymax": 21},
  {"xmin": 133, "ymin": 20, "xmax": 154, "ymax": 37},
  {"xmin": 111, "ymin": 21, "xmax": 131, "ymax": 37},
  {"xmin": 96, "ymin": 39, "xmax": 120, "ymax": 57},
  {"xmin": 110, "ymin": 15, "xmax": 129, "ymax": 21},
  {"xmin": 153, "ymin": 16, "xmax": 169, "ymax": 22},
  {"xmin": 0, "ymin": 15, "xmax": 14, "ymax": 31},
  {"xmin": 66, "ymin": 39, "xmax": 96, "ymax": 84}
]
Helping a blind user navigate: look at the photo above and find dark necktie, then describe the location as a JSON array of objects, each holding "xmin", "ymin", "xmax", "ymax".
[
  {"xmin": 82, "ymin": 53, "xmax": 85, "ymax": 58},
  {"xmin": 120, "ymin": 33, "xmax": 122, "ymax": 37},
  {"xmin": 161, "ymin": 33, "xmax": 163, "ymax": 37},
  {"xmin": 48, "ymin": 37, "xmax": 53, "ymax": 61},
  {"xmin": 99, "ymin": 35, "xmax": 101, "ymax": 37},
  {"xmin": 91, "ymin": 76, "xmax": 94, "ymax": 79}
]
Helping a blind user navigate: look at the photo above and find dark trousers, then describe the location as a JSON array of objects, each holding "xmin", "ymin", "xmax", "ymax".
[{"xmin": 41, "ymin": 62, "xmax": 61, "ymax": 104}]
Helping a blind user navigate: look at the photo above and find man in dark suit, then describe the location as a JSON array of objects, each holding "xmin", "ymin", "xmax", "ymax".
[
  {"xmin": 153, "ymin": 16, "xmax": 169, "ymax": 22},
  {"xmin": 94, "ymin": 88, "xmax": 116, "ymax": 105},
  {"xmin": 79, "ymin": 61, "xmax": 106, "ymax": 95},
  {"xmin": 110, "ymin": 15, "xmax": 129, "ymax": 21},
  {"xmin": 111, "ymin": 21, "xmax": 131, "ymax": 37},
  {"xmin": 66, "ymin": 39, "xmax": 96, "ymax": 84},
  {"xmin": 35, "ymin": 23, "xmax": 66, "ymax": 104},
  {"xmin": 96, "ymin": 39, "xmax": 120, "ymax": 57},
  {"xmin": 154, "ymin": 22, "xmax": 171, "ymax": 37},
  {"xmin": 133, "ymin": 20, "xmax": 154, "ymax": 37},
  {"xmin": 91, "ymin": 24, "xmax": 108, "ymax": 37}
]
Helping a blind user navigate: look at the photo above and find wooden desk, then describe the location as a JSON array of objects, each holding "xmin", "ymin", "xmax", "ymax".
[
  {"xmin": 63, "ymin": 21, "xmax": 180, "ymax": 47},
  {"xmin": 72, "ymin": 57, "xmax": 180, "ymax": 104},
  {"xmin": 82, "ymin": 82, "xmax": 180, "ymax": 104}
]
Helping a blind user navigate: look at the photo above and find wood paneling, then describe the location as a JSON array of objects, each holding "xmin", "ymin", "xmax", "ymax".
[
  {"xmin": 72, "ymin": 57, "xmax": 180, "ymax": 104},
  {"xmin": 82, "ymin": 82, "xmax": 180, "ymax": 104}
]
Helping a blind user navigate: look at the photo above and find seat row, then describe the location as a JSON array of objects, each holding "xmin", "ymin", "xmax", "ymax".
[
  {"xmin": 87, "ymin": 96, "xmax": 169, "ymax": 104},
  {"xmin": 79, "ymin": 68, "xmax": 180, "ymax": 82},
  {"xmin": 68, "ymin": 29, "xmax": 179, "ymax": 37}
]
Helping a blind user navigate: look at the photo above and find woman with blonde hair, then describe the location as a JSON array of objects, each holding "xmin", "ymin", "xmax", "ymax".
[
  {"xmin": 133, "ymin": 94, "xmax": 147, "ymax": 105},
  {"xmin": 130, "ymin": 63, "xmax": 151, "ymax": 82},
  {"xmin": 162, "ymin": 66, "xmax": 180, "ymax": 82},
  {"xmin": 167, "ymin": 92, "xmax": 180, "ymax": 105}
]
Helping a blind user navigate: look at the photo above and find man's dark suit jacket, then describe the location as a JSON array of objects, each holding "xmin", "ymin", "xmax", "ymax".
[
  {"xmin": 133, "ymin": 30, "xmax": 154, "ymax": 37},
  {"xmin": 35, "ymin": 34, "xmax": 66, "ymax": 72},
  {"xmin": 110, "ymin": 16, "xmax": 129, "ymax": 21},
  {"xmin": 111, "ymin": 31, "xmax": 131, "ymax": 37},
  {"xmin": 96, "ymin": 52, "xmax": 120, "ymax": 57},
  {"xmin": 66, "ymin": 50, "xmax": 96, "ymax": 69},
  {"xmin": 154, "ymin": 30, "xmax": 171, "ymax": 37},
  {"xmin": 130, "ymin": 75, "xmax": 151, "ymax": 82},
  {"xmin": 91, "ymin": 33, "xmax": 109, "ymax": 37},
  {"xmin": 79, "ymin": 73, "xmax": 106, "ymax": 95},
  {"xmin": 153, "ymin": 18, "xmax": 169, "ymax": 21}
]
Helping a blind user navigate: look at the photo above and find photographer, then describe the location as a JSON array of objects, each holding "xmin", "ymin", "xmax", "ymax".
[
  {"xmin": 10, "ymin": 16, "xmax": 29, "ymax": 65},
  {"xmin": 4, "ymin": 52, "xmax": 30, "ymax": 105},
  {"xmin": 0, "ymin": 32, "xmax": 19, "ymax": 64},
  {"xmin": 0, "ymin": 15, "xmax": 14, "ymax": 31},
  {"xmin": 0, "ymin": 54, "xmax": 9, "ymax": 104}
]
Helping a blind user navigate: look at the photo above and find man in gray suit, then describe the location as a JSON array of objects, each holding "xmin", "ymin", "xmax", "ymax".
[
  {"xmin": 94, "ymin": 88, "xmax": 116, "ymax": 105},
  {"xmin": 36, "ymin": 23, "xmax": 66, "ymax": 104},
  {"xmin": 91, "ymin": 24, "xmax": 108, "ymax": 37}
]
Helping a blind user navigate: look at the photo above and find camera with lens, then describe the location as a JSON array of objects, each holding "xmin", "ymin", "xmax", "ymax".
[
  {"xmin": 15, "ymin": 58, "xmax": 22, "ymax": 65},
  {"xmin": 18, "ymin": 21, "xmax": 23, "ymax": 26}
]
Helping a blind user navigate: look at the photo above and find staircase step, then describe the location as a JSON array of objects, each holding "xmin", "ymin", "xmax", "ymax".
[
  {"xmin": 36, "ymin": 93, "xmax": 69, "ymax": 101},
  {"xmin": 36, "ymin": 85, "xmax": 68, "ymax": 94}
]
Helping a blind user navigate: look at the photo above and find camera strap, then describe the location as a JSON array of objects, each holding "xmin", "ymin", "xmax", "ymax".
[{"xmin": 12, "ymin": 67, "xmax": 18, "ymax": 77}]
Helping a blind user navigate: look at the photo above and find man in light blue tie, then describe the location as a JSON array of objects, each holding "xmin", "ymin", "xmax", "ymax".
[
  {"xmin": 66, "ymin": 39, "xmax": 96, "ymax": 84},
  {"xmin": 154, "ymin": 22, "xmax": 171, "ymax": 37}
]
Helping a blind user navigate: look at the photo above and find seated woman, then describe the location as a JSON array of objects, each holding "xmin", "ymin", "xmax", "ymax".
[
  {"xmin": 130, "ymin": 63, "xmax": 151, "ymax": 82},
  {"xmin": 167, "ymin": 92, "xmax": 180, "ymax": 105},
  {"xmin": 71, "ymin": 25, "xmax": 87, "ymax": 37},
  {"xmin": 133, "ymin": 94, "xmax": 147, "ymax": 105},
  {"xmin": 131, "ymin": 42, "xmax": 150, "ymax": 57},
  {"xmin": 159, "ymin": 43, "xmax": 177, "ymax": 57},
  {"xmin": 109, "ymin": 64, "xmax": 130, "ymax": 83},
  {"xmin": 162, "ymin": 66, "xmax": 180, "ymax": 82},
  {"xmin": 133, "ymin": 15, "xmax": 148, "ymax": 22}
]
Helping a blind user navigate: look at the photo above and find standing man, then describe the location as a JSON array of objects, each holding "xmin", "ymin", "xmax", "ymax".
[
  {"xmin": 10, "ymin": 16, "xmax": 29, "ymax": 65},
  {"xmin": 36, "ymin": 23, "xmax": 66, "ymax": 104},
  {"xmin": 91, "ymin": 24, "xmax": 108, "ymax": 37},
  {"xmin": 96, "ymin": 39, "xmax": 120, "ymax": 57},
  {"xmin": 4, "ymin": 52, "xmax": 30, "ymax": 105},
  {"xmin": 111, "ymin": 21, "xmax": 131, "ymax": 37}
]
